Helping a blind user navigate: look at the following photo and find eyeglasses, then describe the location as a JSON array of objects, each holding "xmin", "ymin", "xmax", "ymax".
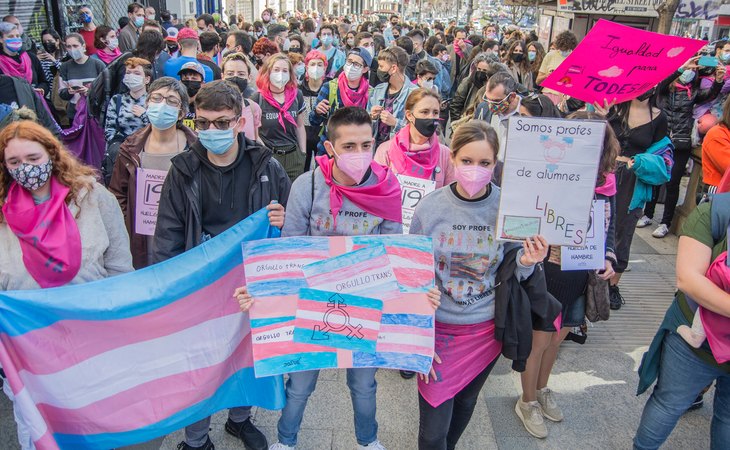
[
  {"xmin": 148, "ymin": 93, "xmax": 182, "ymax": 107},
  {"xmin": 345, "ymin": 60, "xmax": 364, "ymax": 70},
  {"xmin": 193, "ymin": 116, "xmax": 239, "ymax": 130}
]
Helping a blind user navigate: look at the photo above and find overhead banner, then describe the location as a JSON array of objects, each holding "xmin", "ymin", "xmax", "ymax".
[
  {"xmin": 541, "ymin": 19, "xmax": 706, "ymax": 105},
  {"xmin": 243, "ymin": 235, "xmax": 436, "ymax": 377},
  {"xmin": 497, "ymin": 117, "xmax": 605, "ymax": 246},
  {"xmin": 0, "ymin": 210, "xmax": 285, "ymax": 450},
  {"xmin": 557, "ymin": 0, "xmax": 662, "ymax": 16}
]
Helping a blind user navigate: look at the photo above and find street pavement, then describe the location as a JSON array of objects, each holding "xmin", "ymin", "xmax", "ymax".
[{"xmin": 0, "ymin": 212, "xmax": 715, "ymax": 449}]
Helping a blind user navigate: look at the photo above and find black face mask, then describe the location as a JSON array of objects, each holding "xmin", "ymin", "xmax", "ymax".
[
  {"xmin": 182, "ymin": 79, "xmax": 201, "ymax": 97},
  {"xmin": 413, "ymin": 117, "xmax": 438, "ymax": 138},
  {"xmin": 474, "ymin": 71, "xmax": 488, "ymax": 88},
  {"xmin": 227, "ymin": 76, "xmax": 249, "ymax": 94},
  {"xmin": 511, "ymin": 53, "xmax": 524, "ymax": 63},
  {"xmin": 167, "ymin": 44, "xmax": 178, "ymax": 53},
  {"xmin": 43, "ymin": 42, "xmax": 57, "ymax": 54},
  {"xmin": 698, "ymin": 66, "xmax": 715, "ymax": 76},
  {"xmin": 289, "ymin": 48, "xmax": 302, "ymax": 54},
  {"xmin": 377, "ymin": 69, "xmax": 391, "ymax": 83}
]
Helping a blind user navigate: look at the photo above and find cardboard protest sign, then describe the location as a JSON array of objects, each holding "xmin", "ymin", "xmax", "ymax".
[
  {"xmin": 561, "ymin": 200, "xmax": 607, "ymax": 271},
  {"xmin": 541, "ymin": 19, "xmax": 706, "ymax": 105},
  {"xmin": 496, "ymin": 117, "xmax": 605, "ymax": 246},
  {"xmin": 134, "ymin": 168, "xmax": 167, "ymax": 236},
  {"xmin": 396, "ymin": 174, "xmax": 436, "ymax": 234},
  {"xmin": 243, "ymin": 235, "xmax": 435, "ymax": 377}
]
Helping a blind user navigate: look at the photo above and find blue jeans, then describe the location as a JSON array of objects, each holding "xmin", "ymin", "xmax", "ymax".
[
  {"xmin": 634, "ymin": 331, "xmax": 730, "ymax": 450},
  {"xmin": 277, "ymin": 368, "xmax": 378, "ymax": 446}
]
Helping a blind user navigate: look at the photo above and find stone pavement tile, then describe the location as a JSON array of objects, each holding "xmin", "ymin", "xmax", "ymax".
[{"xmin": 331, "ymin": 428, "xmax": 417, "ymax": 450}]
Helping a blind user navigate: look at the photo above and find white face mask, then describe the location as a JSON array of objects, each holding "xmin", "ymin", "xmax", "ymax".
[
  {"xmin": 362, "ymin": 45, "xmax": 373, "ymax": 58},
  {"xmin": 107, "ymin": 37, "xmax": 119, "ymax": 50},
  {"xmin": 270, "ymin": 71, "xmax": 290, "ymax": 89},
  {"xmin": 421, "ymin": 79, "xmax": 434, "ymax": 90},
  {"xmin": 308, "ymin": 65, "xmax": 325, "ymax": 80},
  {"xmin": 282, "ymin": 38, "xmax": 291, "ymax": 52},
  {"xmin": 123, "ymin": 73, "xmax": 145, "ymax": 90},
  {"xmin": 343, "ymin": 63, "xmax": 361, "ymax": 81},
  {"xmin": 147, "ymin": 14, "xmax": 156, "ymax": 21}
]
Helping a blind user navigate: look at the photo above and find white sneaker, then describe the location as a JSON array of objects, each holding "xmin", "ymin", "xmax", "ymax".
[
  {"xmin": 636, "ymin": 215, "xmax": 652, "ymax": 228},
  {"xmin": 269, "ymin": 444, "xmax": 295, "ymax": 450},
  {"xmin": 515, "ymin": 397, "xmax": 548, "ymax": 439},
  {"xmin": 536, "ymin": 387, "xmax": 564, "ymax": 422},
  {"xmin": 652, "ymin": 224, "xmax": 669, "ymax": 238},
  {"xmin": 358, "ymin": 440, "xmax": 387, "ymax": 450}
]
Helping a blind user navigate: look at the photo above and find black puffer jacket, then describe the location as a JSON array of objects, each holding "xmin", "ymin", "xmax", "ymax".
[{"xmin": 657, "ymin": 71, "xmax": 723, "ymax": 147}]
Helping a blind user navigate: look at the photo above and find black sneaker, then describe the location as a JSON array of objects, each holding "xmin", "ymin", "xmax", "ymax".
[
  {"xmin": 400, "ymin": 370, "xmax": 416, "ymax": 379},
  {"xmin": 225, "ymin": 418, "xmax": 268, "ymax": 450},
  {"xmin": 686, "ymin": 393, "xmax": 704, "ymax": 412},
  {"xmin": 177, "ymin": 437, "xmax": 215, "ymax": 450},
  {"xmin": 609, "ymin": 285, "xmax": 625, "ymax": 310}
]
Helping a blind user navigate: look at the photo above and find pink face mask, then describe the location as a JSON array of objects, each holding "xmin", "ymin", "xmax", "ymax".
[
  {"xmin": 333, "ymin": 148, "xmax": 373, "ymax": 183},
  {"xmin": 454, "ymin": 165, "xmax": 493, "ymax": 197}
]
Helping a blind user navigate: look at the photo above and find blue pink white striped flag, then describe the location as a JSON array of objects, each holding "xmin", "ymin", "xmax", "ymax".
[{"xmin": 0, "ymin": 209, "xmax": 286, "ymax": 450}]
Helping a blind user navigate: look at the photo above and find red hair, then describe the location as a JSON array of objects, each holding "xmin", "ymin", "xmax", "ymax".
[
  {"xmin": 256, "ymin": 53, "xmax": 298, "ymax": 93},
  {"xmin": 252, "ymin": 37, "xmax": 278, "ymax": 57},
  {"xmin": 304, "ymin": 49, "xmax": 327, "ymax": 66}
]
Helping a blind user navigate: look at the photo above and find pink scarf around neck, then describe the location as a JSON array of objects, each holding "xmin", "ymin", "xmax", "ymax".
[
  {"xmin": 337, "ymin": 72, "xmax": 369, "ymax": 108},
  {"xmin": 388, "ymin": 124, "xmax": 440, "ymax": 179},
  {"xmin": 96, "ymin": 48, "xmax": 121, "ymax": 65},
  {"xmin": 2, "ymin": 177, "xmax": 82, "ymax": 288},
  {"xmin": 261, "ymin": 86, "xmax": 298, "ymax": 129},
  {"xmin": 595, "ymin": 173, "xmax": 617, "ymax": 196},
  {"xmin": 315, "ymin": 154, "xmax": 403, "ymax": 225},
  {"xmin": 0, "ymin": 52, "xmax": 32, "ymax": 83}
]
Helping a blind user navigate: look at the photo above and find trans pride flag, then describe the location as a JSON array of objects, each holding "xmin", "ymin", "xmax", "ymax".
[{"xmin": 0, "ymin": 209, "xmax": 285, "ymax": 450}]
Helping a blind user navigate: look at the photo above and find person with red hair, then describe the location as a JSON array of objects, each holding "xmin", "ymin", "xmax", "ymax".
[
  {"xmin": 251, "ymin": 37, "xmax": 278, "ymax": 70},
  {"xmin": 0, "ymin": 120, "xmax": 133, "ymax": 448},
  {"xmin": 251, "ymin": 53, "xmax": 307, "ymax": 181},
  {"xmin": 301, "ymin": 49, "xmax": 328, "ymax": 169}
]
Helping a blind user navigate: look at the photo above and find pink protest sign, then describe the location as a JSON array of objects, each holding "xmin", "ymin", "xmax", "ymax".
[
  {"xmin": 541, "ymin": 19, "xmax": 706, "ymax": 105},
  {"xmin": 134, "ymin": 168, "xmax": 167, "ymax": 236}
]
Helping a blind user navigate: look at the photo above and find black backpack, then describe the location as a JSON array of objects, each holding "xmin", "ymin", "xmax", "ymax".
[{"xmin": 87, "ymin": 52, "xmax": 132, "ymax": 124}]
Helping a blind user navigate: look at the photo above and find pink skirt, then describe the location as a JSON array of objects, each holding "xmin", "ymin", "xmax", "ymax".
[{"xmin": 418, "ymin": 320, "xmax": 502, "ymax": 407}]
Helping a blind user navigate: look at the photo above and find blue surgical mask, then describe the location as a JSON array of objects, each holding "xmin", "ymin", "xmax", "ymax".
[
  {"xmin": 198, "ymin": 128, "xmax": 235, "ymax": 155},
  {"xmin": 679, "ymin": 69, "xmax": 695, "ymax": 84},
  {"xmin": 321, "ymin": 35, "xmax": 333, "ymax": 46},
  {"xmin": 722, "ymin": 52, "xmax": 730, "ymax": 63},
  {"xmin": 528, "ymin": 51, "xmax": 536, "ymax": 62},
  {"xmin": 560, "ymin": 50, "xmax": 571, "ymax": 58},
  {"xmin": 295, "ymin": 64, "xmax": 306, "ymax": 78},
  {"xmin": 147, "ymin": 102, "xmax": 179, "ymax": 130},
  {"xmin": 134, "ymin": 16, "xmax": 145, "ymax": 28},
  {"xmin": 5, "ymin": 38, "xmax": 23, "ymax": 53}
]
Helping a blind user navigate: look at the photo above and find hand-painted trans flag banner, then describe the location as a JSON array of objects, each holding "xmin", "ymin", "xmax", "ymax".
[
  {"xmin": 243, "ymin": 235, "xmax": 436, "ymax": 377},
  {"xmin": 0, "ymin": 209, "xmax": 286, "ymax": 450},
  {"xmin": 293, "ymin": 288, "xmax": 383, "ymax": 353}
]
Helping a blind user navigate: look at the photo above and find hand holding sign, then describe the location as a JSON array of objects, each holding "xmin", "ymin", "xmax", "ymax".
[{"xmin": 541, "ymin": 20, "xmax": 706, "ymax": 105}]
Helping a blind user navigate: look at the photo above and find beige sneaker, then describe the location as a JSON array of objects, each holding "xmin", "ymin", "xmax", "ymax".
[
  {"xmin": 536, "ymin": 387, "xmax": 564, "ymax": 422},
  {"xmin": 515, "ymin": 397, "xmax": 548, "ymax": 438}
]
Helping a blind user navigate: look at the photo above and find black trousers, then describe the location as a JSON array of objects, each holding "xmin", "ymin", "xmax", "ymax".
[
  {"xmin": 418, "ymin": 357, "xmax": 499, "ymax": 450},
  {"xmin": 614, "ymin": 163, "xmax": 643, "ymax": 273},
  {"xmin": 643, "ymin": 143, "xmax": 691, "ymax": 226}
]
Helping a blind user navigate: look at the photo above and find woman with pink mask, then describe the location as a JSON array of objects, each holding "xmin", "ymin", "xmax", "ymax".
[{"xmin": 409, "ymin": 121, "xmax": 549, "ymax": 450}]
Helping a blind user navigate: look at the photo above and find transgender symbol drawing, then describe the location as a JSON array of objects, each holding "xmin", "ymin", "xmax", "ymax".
[
  {"xmin": 540, "ymin": 135, "xmax": 574, "ymax": 172},
  {"xmin": 311, "ymin": 293, "xmax": 364, "ymax": 340}
]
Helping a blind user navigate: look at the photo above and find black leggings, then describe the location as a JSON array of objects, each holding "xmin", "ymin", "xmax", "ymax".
[{"xmin": 418, "ymin": 357, "xmax": 499, "ymax": 450}]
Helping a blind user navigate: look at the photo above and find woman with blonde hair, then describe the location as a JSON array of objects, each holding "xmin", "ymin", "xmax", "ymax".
[
  {"xmin": 0, "ymin": 120, "xmax": 132, "ymax": 448},
  {"xmin": 251, "ymin": 53, "xmax": 307, "ymax": 181}
]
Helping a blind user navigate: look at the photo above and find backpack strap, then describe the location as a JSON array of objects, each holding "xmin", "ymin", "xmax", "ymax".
[{"xmin": 710, "ymin": 192, "xmax": 730, "ymax": 243}]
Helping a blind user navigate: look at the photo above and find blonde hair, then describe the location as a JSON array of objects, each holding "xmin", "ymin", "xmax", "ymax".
[{"xmin": 405, "ymin": 88, "xmax": 441, "ymax": 112}]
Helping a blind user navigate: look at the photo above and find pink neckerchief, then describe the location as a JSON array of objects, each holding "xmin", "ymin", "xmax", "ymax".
[
  {"xmin": 260, "ymin": 86, "xmax": 298, "ymax": 129},
  {"xmin": 337, "ymin": 72, "xmax": 369, "ymax": 108},
  {"xmin": 674, "ymin": 82, "xmax": 692, "ymax": 99},
  {"xmin": 388, "ymin": 124, "xmax": 440, "ymax": 179},
  {"xmin": 0, "ymin": 52, "xmax": 32, "ymax": 83},
  {"xmin": 454, "ymin": 39, "xmax": 472, "ymax": 59},
  {"xmin": 595, "ymin": 173, "xmax": 617, "ymax": 196},
  {"xmin": 2, "ymin": 177, "xmax": 82, "ymax": 288},
  {"xmin": 315, "ymin": 154, "xmax": 403, "ymax": 225},
  {"xmin": 96, "ymin": 48, "xmax": 121, "ymax": 65}
]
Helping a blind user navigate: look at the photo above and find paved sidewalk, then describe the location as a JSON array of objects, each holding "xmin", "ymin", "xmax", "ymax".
[{"xmin": 0, "ymin": 211, "xmax": 716, "ymax": 449}]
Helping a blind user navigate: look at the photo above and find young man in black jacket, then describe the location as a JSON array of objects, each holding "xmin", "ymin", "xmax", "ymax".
[{"xmin": 152, "ymin": 80, "xmax": 290, "ymax": 450}]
